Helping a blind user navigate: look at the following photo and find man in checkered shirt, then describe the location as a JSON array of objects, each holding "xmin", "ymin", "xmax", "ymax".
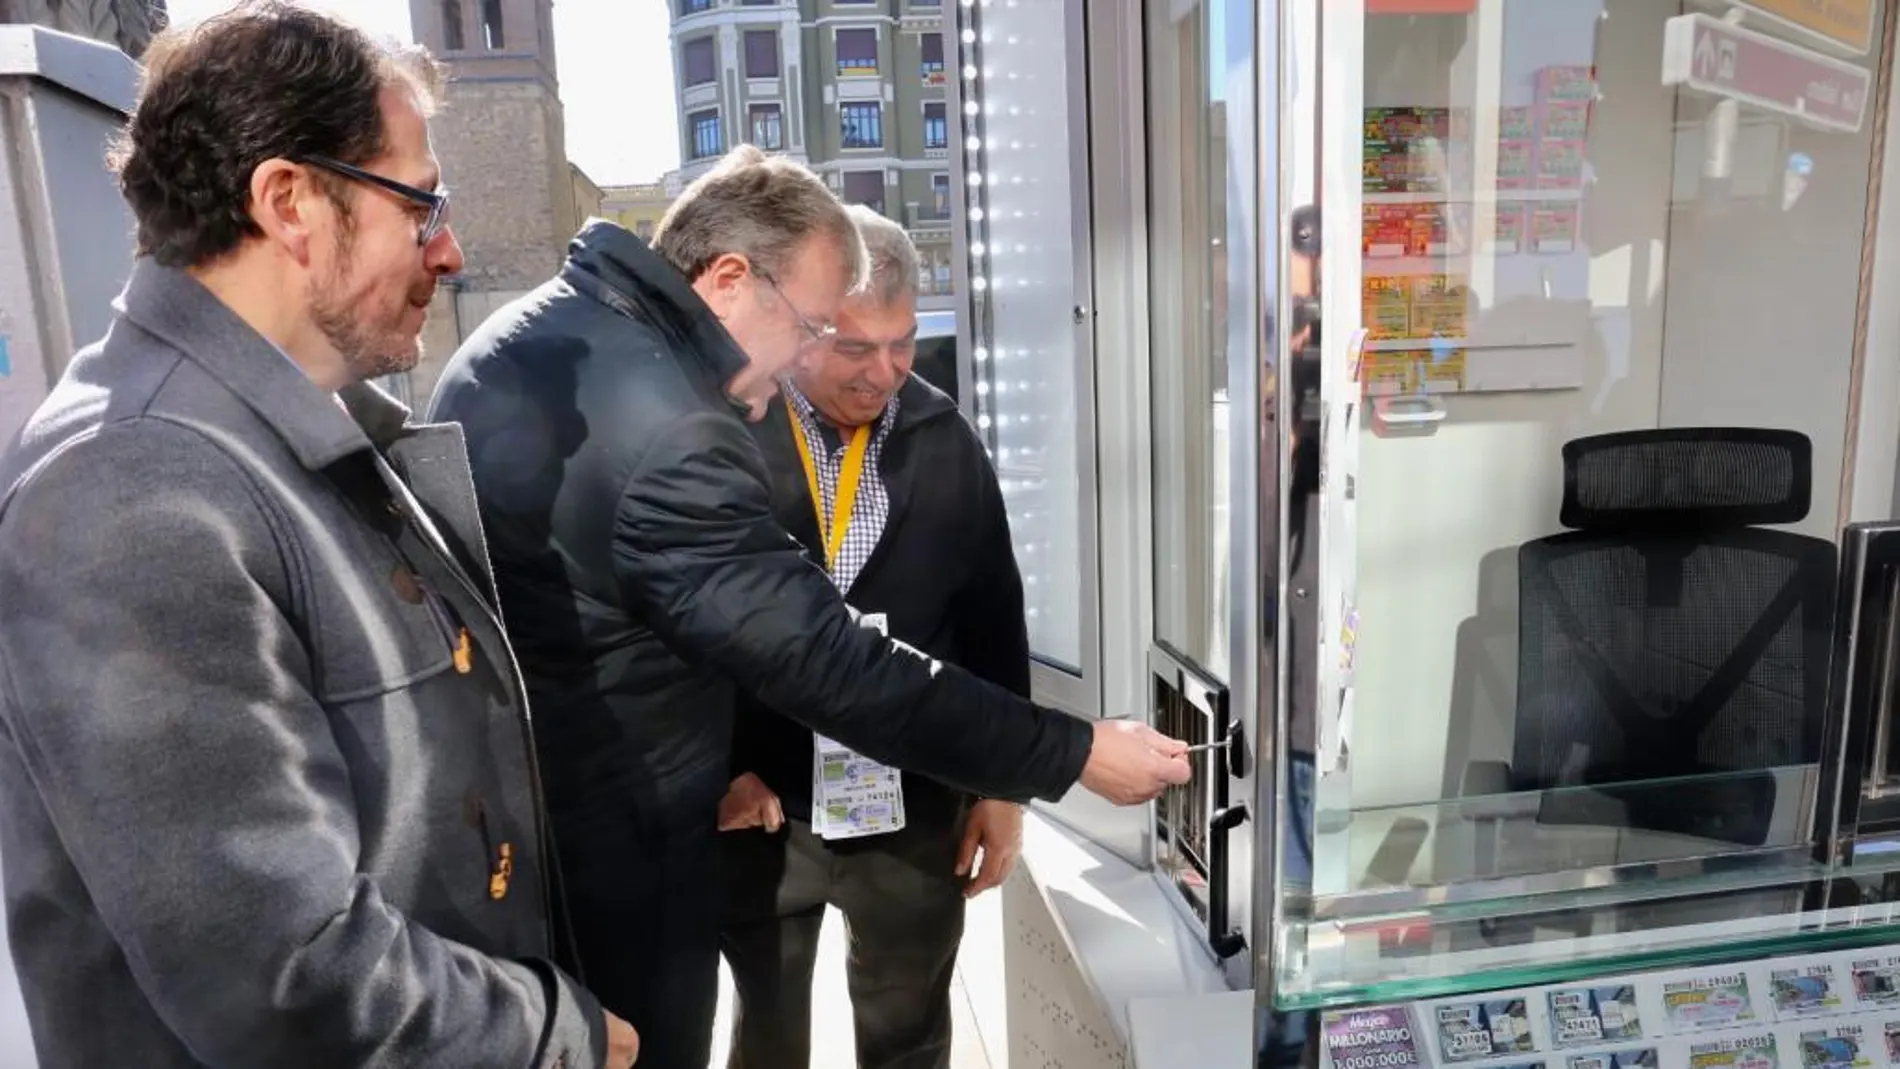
[{"xmin": 717, "ymin": 206, "xmax": 1026, "ymax": 1069}]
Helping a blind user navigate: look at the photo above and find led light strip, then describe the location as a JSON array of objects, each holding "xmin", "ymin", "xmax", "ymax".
[{"xmin": 954, "ymin": 0, "xmax": 998, "ymax": 457}]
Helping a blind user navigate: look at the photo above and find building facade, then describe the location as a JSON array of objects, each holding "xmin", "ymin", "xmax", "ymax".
[
  {"xmin": 0, "ymin": 0, "xmax": 164, "ymax": 57},
  {"xmin": 570, "ymin": 161, "xmax": 604, "ymax": 229},
  {"xmin": 667, "ymin": 0, "xmax": 955, "ymax": 309},
  {"xmin": 405, "ymin": 0, "xmax": 596, "ymax": 401},
  {"xmin": 600, "ymin": 182, "xmax": 674, "ymax": 241}
]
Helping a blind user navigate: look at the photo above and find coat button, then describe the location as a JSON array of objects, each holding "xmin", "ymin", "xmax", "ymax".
[{"xmin": 390, "ymin": 567, "xmax": 424, "ymax": 605}]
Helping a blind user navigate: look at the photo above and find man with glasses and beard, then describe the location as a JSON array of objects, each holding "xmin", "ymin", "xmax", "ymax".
[
  {"xmin": 429, "ymin": 145, "xmax": 1191, "ymax": 1067},
  {"xmin": 0, "ymin": 6, "xmax": 635, "ymax": 1068}
]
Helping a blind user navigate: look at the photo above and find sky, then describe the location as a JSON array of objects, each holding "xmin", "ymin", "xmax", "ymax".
[{"xmin": 163, "ymin": 0, "xmax": 682, "ymax": 186}]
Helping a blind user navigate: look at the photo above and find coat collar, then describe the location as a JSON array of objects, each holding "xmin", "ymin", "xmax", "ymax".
[
  {"xmin": 561, "ymin": 219, "xmax": 751, "ymax": 396},
  {"xmin": 117, "ymin": 259, "xmax": 413, "ymax": 468}
]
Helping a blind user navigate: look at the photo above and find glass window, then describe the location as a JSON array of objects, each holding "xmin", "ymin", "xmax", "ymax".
[
  {"xmin": 748, "ymin": 104, "xmax": 783, "ymax": 150},
  {"xmin": 961, "ymin": 0, "xmax": 1090, "ymax": 672},
  {"xmin": 743, "ymin": 30, "xmax": 778, "ymax": 79},
  {"xmin": 688, "ymin": 109, "xmax": 722, "ymax": 160},
  {"xmin": 1333, "ymin": 0, "xmax": 1883, "ymax": 850},
  {"xmin": 1145, "ymin": 0, "xmax": 1234, "ymax": 683},
  {"xmin": 841, "ymin": 170, "xmax": 885, "ymax": 214},
  {"xmin": 440, "ymin": 0, "xmax": 464, "ymax": 51},
  {"xmin": 741, "ymin": 0, "xmax": 778, "ymax": 5},
  {"xmin": 681, "ymin": 0, "xmax": 714, "ymax": 12},
  {"xmin": 840, "ymin": 101, "xmax": 883, "ymax": 149},
  {"xmin": 923, "ymin": 101, "xmax": 947, "ymax": 150},
  {"xmin": 920, "ymin": 32, "xmax": 945, "ymax": 82},
  {"xmin": 681, "ymin": 37, "xmax": 716, "ymax": 87},
  {"xmin": 930, "ymin": 172, "xmax": 949, "ymax": 217},
  {"xmin": 479, "ymin": 0, "xmax": 502, "ymax": 48},
  {"xmin": 1258, "ymin": 0, "xmax": 1894, "ymax": 1007},
  {"xmin": 836, "ymin": 28, "xmax": 878, "ymax": 77}
]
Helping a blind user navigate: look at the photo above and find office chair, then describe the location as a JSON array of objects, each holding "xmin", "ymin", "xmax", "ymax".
[{"xmin": 1463, "ymin": 428, "xmax": 1836, "ymax": 880}]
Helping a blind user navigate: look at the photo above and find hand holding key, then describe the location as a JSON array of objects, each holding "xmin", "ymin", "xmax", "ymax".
[{"xmin": 1079, "ymin": 720, "xmax": 1192, "ymax": 804}]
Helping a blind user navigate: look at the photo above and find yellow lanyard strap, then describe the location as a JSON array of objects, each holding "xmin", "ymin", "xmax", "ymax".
[{"xmin": 787, "ymin": 412, "xmax": 871, "ymax": 572}]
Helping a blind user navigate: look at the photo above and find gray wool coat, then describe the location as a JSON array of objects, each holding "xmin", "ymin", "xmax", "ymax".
[{"xmin": 0, "ymin": 260, "xmax": 605, "ymax": 1069}]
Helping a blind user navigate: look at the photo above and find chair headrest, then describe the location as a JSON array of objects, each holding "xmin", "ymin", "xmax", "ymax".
[{"xmin": 1560, "ymin": 428, "xmax": 1812, "ymax": 531}]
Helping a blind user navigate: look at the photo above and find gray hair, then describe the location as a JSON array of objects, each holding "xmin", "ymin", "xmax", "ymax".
[
  {"xmin": 843, "ymin": 204, "xmax": 920, "ymax": 308},
  {"xmin": 652, "ymin": 145, "xmax": 868, "ymax": 290}
]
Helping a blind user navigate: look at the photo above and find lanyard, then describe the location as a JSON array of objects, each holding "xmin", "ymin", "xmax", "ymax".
[{"xmin": 787, "ymin": 411, "xmax": 870, "ymax": 572}]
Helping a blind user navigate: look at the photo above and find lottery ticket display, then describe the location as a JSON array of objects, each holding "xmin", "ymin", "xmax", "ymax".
[
  {"xmin": 1356, "ymin": 64, "xmax": 1595, "ymax": 397},
  {"xmin": 1321, "ymin": 947, "xmax": 1900, "ymax": 1069}
]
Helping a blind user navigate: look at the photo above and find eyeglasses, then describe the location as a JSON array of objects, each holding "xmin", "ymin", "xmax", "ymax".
[
  {"xmin": 752, "ymin": 268, "xmax": 836, "ymax": 348},
  {"xmin": 303, "ymin": 155, "xmax": 451, "ymax": 247}
]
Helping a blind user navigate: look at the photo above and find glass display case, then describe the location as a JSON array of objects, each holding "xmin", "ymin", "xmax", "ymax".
[
  {"xmin": 1212, "ymin": 0, "xmax": 1900, "ymax": 1052},
  {"xmin": 960, "ymin": 0, "xmax": 1900, "ymax": 1063}
]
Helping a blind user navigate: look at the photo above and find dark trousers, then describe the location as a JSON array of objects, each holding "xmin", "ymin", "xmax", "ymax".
[
  {"xmin": 561, "ymin": 824, "xmax": 722, "ymax": 1069},
  {"xmin": 719, "ymin": 818, "xmax": 967, "ymax": 1069}
]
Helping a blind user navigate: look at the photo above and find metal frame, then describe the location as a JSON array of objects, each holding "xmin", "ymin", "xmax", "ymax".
[
  {"xmin": 1245, "ymin": 0, "xmax": 1286, "ymax": 1011},
  {"xmin": 951, "ymin": 0, "xmax": 1105, "ymax": 714},
  {"xmin": 1151, "ymin": 641, "xmax": 1247, "ymax": 959},
  {"xmin": 1837, "ymin": 0, "xmax": 1900, "ymax": 530},
  {"xmin": 945, "ymin": 11, "xmax": 978, "ymax": 416},
  {"xmin": 1047, "ymin": 0, "xmax": 1164, "ymax": 867},
  {"xmin": 1820, "ymin": 523, "xmax": 1897, "ymax": 856}
]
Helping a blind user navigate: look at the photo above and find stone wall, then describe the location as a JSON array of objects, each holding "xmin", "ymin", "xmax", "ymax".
[{"xmin": 434, "ymin": 78, "xmax": 568, "ymax": 294}]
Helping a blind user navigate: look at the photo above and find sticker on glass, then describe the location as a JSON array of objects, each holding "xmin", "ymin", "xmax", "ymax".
[
  {"xmin": 1797, "ymin": 1024, "xmax": 1870, "ymax": 1069},
  {"xmin": 1566, "ymin": 1048, "xmax": 1660, "ymax": 1069},
  {"xmin": 1322, "ymin": 1007, "xmax": 1424, "ymax": 1069},
  {"xmin": 1689, "ymin": 1032, "xmax": 1780, "ymax": 1069},
  {"xmin": 1547, "ymin": 985, "xmax": 1641, "ymax": 1047},
  {"xmin": 1850, "ymin": 956, "xmax": 1900, "ymax": 1008},
  {"xmin": 1773, "ymin": 963, "xmax": 1847, "ymax": 1019},
  {"xmin": 1664, "ymin": 972, "xmax": 1759, "ymax": 1031},
  {"xmin": 1433, "ymin": 999, "xmax": 1534, "ymax": 1062}
]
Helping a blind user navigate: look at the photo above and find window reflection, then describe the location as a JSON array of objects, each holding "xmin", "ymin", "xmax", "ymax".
[
  {"xmin": 1320, "ymin": 0, "xmax": 1883, "ymax": 896},
  {"xmin": 1146, "ymin": 0, "xmax": 1235, "ymax": 684},
  {"xmin": 958, "ymin": 0, "xmax": 1089, "ymax": 673}
]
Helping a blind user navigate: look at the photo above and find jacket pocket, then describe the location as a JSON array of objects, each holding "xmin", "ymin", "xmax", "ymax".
[{"xmin": 307, "ymin": 549, "xmax": 461, "ymax": 705}]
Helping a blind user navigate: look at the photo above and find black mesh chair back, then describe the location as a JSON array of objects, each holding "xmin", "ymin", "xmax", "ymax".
[{"xmin": 1513, "ymin": 429, "xmax": 1836, "ymax": 846}]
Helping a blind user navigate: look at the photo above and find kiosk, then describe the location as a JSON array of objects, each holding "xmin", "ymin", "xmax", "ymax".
[{"xmin": 964, "ymin": 2, "xmax": 1900, "ymax": 1066}]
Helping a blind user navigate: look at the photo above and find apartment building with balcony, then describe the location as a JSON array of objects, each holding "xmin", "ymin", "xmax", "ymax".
[{"xmin": 668, "ymin": 0, "xmax": 956, "ymax": 308}]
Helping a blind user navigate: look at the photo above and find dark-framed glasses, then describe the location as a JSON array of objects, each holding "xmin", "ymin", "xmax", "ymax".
[{"xmin": 303, "ymin": 154, "xmax": 451, "ymax": 247}]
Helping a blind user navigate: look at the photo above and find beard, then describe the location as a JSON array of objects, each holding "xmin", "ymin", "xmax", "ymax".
[{"xmin": 308, "ymin": 225, "xmax": 430, "ymax": 383}]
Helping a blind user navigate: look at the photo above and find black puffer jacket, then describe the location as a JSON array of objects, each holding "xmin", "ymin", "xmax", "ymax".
[
  {"xmin": 427, "ymin": 221, "xmax": 1092, "ymax": 845},
  {"xmin": 732, "ymin": 374, "xmax": 1031, "ymax": 837}
]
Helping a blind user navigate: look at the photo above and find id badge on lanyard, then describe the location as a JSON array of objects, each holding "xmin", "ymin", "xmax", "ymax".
[
  {"xmin": 812, "ymin": 608, "xmax": 908, "ymax": 839},
  {"xmin": 789, "ymin": 412, "xmax": 907, "ymax": 841}
]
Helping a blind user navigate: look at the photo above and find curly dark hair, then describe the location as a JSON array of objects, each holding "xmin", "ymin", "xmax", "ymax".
[{"xmin": 108, "ymin": 1, "xmax": 444, "ymax": 269}]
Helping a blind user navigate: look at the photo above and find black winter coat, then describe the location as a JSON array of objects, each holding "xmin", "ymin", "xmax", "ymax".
[
  {"xmin": 732, "ymin": 374, "xmax": 1032, "ymax": 835},
  {"xmin": 426, "ymin": 221, "xmax": 1091, "ymax": 853}
]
